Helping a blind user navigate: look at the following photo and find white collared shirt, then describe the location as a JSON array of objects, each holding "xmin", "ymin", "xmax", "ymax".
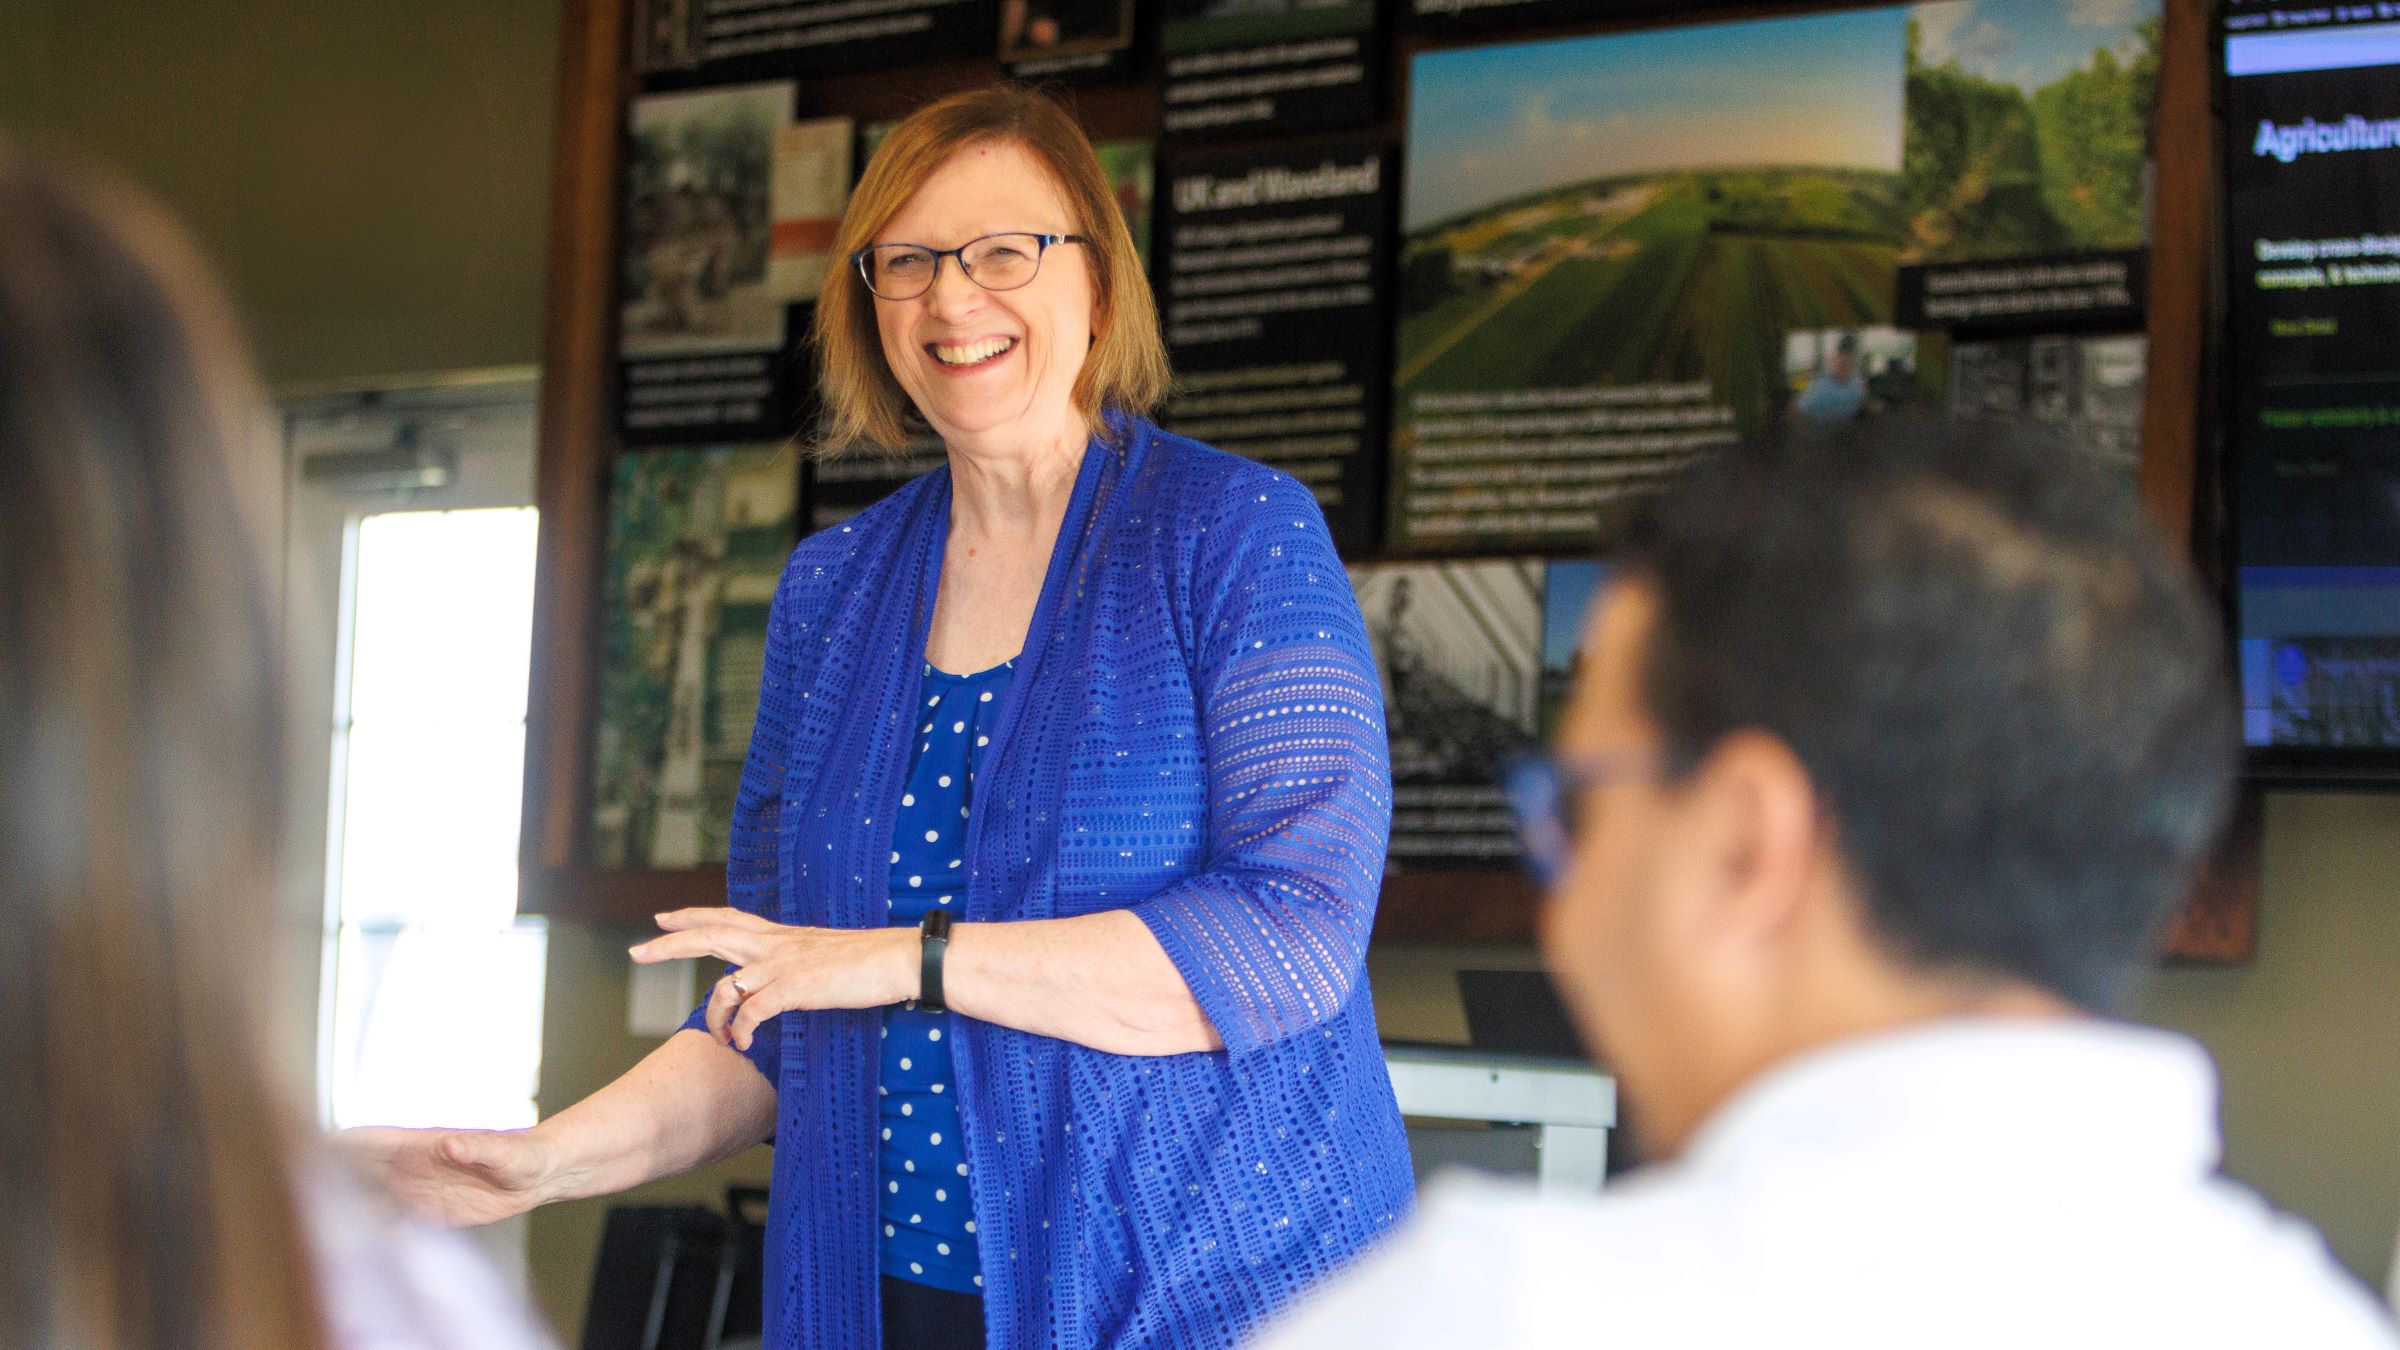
[{"xmin": 1254, "ymin": 1020, "xmax": 2399, "ymax": 1349}]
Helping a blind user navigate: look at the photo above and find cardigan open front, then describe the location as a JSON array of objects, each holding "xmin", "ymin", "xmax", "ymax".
[{"xmin": 701, "ymin": 418, "xmax": 1414, "ymax": 1349}]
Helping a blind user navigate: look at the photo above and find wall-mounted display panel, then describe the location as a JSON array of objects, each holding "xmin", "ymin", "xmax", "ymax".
[
  {"xmin": 1159, "ymin": 0, "xmax": 1381, "ymax": 139},
  {"xmin": 1158, "ymin": 136, "xmax": 1394, "ymax": 551},
  {"xmin": 2221, "ymin": 4, "xmax": 2400, "ymax": 778},
  {"xmin": 1389, "ymin": 9, "xmax": 1923, "ymax": 552},
  {"xmin": 1352, "ymin": 558, "xmax": 1545, "ymax": 869},
  {"xmin": 591, "ymin": 442, "xmax": 804, "ymax": 868}
]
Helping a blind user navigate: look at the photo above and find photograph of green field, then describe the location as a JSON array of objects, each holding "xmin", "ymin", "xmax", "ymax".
[
  {"xmin": 1397, "ymin": 165, "xmax": 1904, "ymax": 425},
  {"xmin": 1392, "ymin": 7, "xmax": 1920, "ymax": 547}
]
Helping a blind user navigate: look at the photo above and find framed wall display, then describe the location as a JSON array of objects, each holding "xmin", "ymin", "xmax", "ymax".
[
  {"xmin": 525, "ymin": 0, "xmax": 2250, "ymax": 954},
  {"xmin": 1158, "ymin": 0, "xmax": 1381, "ymax": 140},
  {"xmin": 1948, "ymin": 332, "xmax": 2146, "ymax": 488},
  {"xmin": 1003, "ymin": 0, "xmax": 1140, "ymax": 82},
  {"xmin": 1388, "ymin": 8, "xmax": 1929, "ymax": 554},
  {"xmin": 633, "ymin": 0, "xmax": 1003, "ymax": 80},
  {"xmin": 1537, "ymin": 559, "xmax": 1608, "ymax": 739},
  {"xmin": 590, "ymin": 442, "xmax": 804, "ymax": 869},
  {"xmin": 1157, "ymin": 136, "xmax": 1395, "ymax": 551},
  {"xmin": 617, "ymin": 82, "xmax": 810, "ymax": 443},
  {"xmin": 2217, "ymin": 0, "xmax": 2400, "ymax": 783},
  {"xmin": 1095, "ymin": 137, "xmax": 1156, "ymax": 267},
  {"xmin": 769, "ymin": 116, "xmax": 855, "ymax": 305},
  {"xmin": 1351, "ymin": 558, "xmax": 1545, "ymax": 870},
  {"xmin": 1892, "ymin": 0, "xmax": 2160, "ymax": 331}
]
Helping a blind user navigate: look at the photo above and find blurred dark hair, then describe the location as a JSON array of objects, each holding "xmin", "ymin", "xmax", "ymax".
[
  {"xmin": 1620, "ymin": 415, "xmax": 2236, "ymax": 1011},
  {"xmin": 0, "ymin": 143, "xmax": 329, "ymax": 1348}
]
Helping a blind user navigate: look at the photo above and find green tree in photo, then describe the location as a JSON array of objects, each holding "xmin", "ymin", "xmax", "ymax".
[
  {"xmin": 2031, "ymin": 15, "xmax": 2159, "ymax": 250},
  {"xmin": 591, "ymin": 452, "xmax": 702, "ymax": 867},
  {"xmin": 1900, "ymin": 11, "xmax": 2159, "ymax": 262},
  {"xmin": 1901, "ymin": 16, "xmax": 2054, "ymax": 261}
]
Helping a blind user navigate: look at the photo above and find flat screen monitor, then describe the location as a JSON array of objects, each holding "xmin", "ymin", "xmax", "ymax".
[{"xmin": 2220, "ymin": 4, "xmax": 2400, "ymax": 782}]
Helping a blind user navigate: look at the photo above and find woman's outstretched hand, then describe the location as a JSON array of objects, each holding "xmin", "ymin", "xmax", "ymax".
[
  {"xmin": 630, "ymin": 909, "xmax": 916, "ymax": 1052},
  {"xmin": 335, "ymin": 1126, "xmax": 568, "ymax": 1229}
]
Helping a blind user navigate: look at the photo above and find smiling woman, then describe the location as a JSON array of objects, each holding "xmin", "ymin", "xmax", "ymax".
[
  {"xmin": 357, "ymin": 85, "xmax": 1413, "ymax": 1350},
  {"xmin": 814, "ymin": 88, "xmax": 1168, "ymax": 456}
]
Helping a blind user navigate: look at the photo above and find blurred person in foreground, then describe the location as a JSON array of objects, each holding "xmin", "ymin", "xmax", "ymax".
[
  {"xmin": 0, "ymin": 143, "xmax": 553, "ymax": 1350},
  {"xmin": 1253, "ymin": 417, "xmax": 2400, "ymax": 1349}
]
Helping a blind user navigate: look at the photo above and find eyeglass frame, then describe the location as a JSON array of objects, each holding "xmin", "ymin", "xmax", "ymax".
[
  {"xmin": 1502, "ymin": 749, "xmax": 1665, "ymax": 889},
  {"xmin": 850, "ymin": 231, "xmax": 1090, "ymax": 301}
]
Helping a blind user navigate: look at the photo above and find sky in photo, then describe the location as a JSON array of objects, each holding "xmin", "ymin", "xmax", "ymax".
[
  {"xmin": 1406, "ymin": 7, "xmax": 1911, "ymax": 232},
  {"xmin": 1911, "ymin": 0, "xmax": 2160, "ymax": 94},
  {"xmin": 1540, "ymin": 562, "xmax": 1609, "ymax": 675}
]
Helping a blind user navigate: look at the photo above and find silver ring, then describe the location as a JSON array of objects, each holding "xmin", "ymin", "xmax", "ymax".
[{"xmin": 728, "ymin": 972, "xmax": 749, "ymax": 998}]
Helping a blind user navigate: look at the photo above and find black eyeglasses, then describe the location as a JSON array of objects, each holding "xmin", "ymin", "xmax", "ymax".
[
  {"xmin": 1502, "ymin": 750, "xmax": 1661, "ymax": 888},
  {"xmin": 851, "ymin": 232, "xmax": 1089, "ymax": 301}
]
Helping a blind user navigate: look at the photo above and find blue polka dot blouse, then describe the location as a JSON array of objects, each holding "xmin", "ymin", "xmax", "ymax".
[
  {"xmin": 879, "ymin": 656, "xmax": 1013, "ymax": 1295},
  {"xmin": 677, "ymin": 421, "xmax": 1416, "ymax": 1348}
]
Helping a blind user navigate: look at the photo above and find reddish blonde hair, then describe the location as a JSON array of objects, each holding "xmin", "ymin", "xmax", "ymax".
[{"xmin": 814, "ymin": 85, "xmax": 1169, "ymax": 452}]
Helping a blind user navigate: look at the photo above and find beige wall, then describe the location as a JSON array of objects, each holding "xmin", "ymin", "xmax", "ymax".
[
  {"xmin": 0, "ymin": 0, "xmax": 561, "ymax": 387},
  {"xmin": 1368, "ymin": 791, "xmax": 2400, "ymax": 1288},
  {"xmin": 2145, "ymin": 793, "xmax": 2400, "ymax": 1285}
]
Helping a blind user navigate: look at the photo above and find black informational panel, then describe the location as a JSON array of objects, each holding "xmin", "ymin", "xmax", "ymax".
[
  {"xmin": 634, "ymin": 0, "xmax": 1002, "ymax": 80},
  {"xmin": 1156, "ymin": 0, "xmax": 1381, "ymax": 140},
  {"xmin": 1893, "ymin": 251, "xmax": 2147, "ymax": 333},
  {"xmin": 1403, "ymin": 0, "xmax": 1693, "ymax": 37},
  {"xmin": 2218, "ymin": 2, "xmax": 2400, "ymax": 781},
  {"xmin": 805, "ymin": 433, "xmax": 949, "ymax": 529},
  {"xmin": 1156, "ymin": 136, "xmax": 1395, "ymax": 552}
]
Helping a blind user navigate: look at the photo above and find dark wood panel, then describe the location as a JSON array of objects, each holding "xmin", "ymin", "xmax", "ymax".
[
  {"xmin": 2166, "ymin": 788, "xmax": 2263, "ymax": 964},
  {"xmin": 2145, "ymin": 0, "xmax": 2257, "ymax": 963},
  {"xmin": 521, "ymin": 0, "xmax": 626, "ymax": 897},
  {"xmin": 524, "ymin": 866, "xmax": 726, "ymax": 928},
  {"xmin": 2136, "ymin": 0, "xmax": 2212, "ymax": 559},
  {"xmin": 1374, "ymin": 869, "xmax": 1542, "ymax": 943}
]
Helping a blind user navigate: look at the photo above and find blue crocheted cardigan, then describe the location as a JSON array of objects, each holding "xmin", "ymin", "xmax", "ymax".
[{"xmin": 711, "ymin": 416, "xmax": 1414, "ymax": 1349}]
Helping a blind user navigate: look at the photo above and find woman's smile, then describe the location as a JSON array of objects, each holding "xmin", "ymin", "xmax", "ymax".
[{"xmin": 926, "ymin": 335, "xmax": 1019, "ymax": 372}]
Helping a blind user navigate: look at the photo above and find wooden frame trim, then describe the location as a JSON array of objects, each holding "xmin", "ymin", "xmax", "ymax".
[
  {"xmin": 2138, "ymin": 0, "xmax": 2211, "ymax": 556},
  {"xmin": 521, "ymin": 0, "xmax": 624, "ymax": 897}
]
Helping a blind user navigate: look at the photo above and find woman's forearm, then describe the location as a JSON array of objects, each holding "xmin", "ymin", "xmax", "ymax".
[
  {"xmin": 528, "ymin": 1027, "xmax": 779, "ymax": 1203},
  {"xmin": 944, "ymin": 910, "xmax": 1222, "ymax": 1056}
]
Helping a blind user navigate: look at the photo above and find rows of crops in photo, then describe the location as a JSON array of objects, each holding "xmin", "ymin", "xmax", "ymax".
[{"xmin": 1395, "ymin": 167, "xmax": 1903, "ymax": 428}]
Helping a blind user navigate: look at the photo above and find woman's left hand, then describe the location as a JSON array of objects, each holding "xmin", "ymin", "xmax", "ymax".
[{"xmin": 630, "ymin": 909, "xmax": 916, "ymax": 1051}]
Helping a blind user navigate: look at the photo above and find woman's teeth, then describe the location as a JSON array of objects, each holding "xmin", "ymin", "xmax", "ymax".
[{"xmin": 932, "ymin": 337, "xmax": 1016, "ymax": 367}]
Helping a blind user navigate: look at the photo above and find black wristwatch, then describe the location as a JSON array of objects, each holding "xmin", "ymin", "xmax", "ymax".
[{"xmin": 916, "ymin": 909, "xmax": 953, "ymax": 1013}]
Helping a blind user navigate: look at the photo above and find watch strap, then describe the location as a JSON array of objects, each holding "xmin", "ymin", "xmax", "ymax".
[{"xmin": 917, "ymin": 909, "xmax": 952, "ymax": 1013}]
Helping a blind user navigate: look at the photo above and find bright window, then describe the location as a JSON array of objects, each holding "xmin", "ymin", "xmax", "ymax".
[{"xmin": 324, "ymin": 506, "xmax": 547, "ymax": 1130}]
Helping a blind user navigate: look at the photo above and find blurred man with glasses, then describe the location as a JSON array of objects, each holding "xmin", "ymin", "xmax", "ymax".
[{"xmin": 1254, "ymin": 418, "xmax": 2398, "ymax": 1349}]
